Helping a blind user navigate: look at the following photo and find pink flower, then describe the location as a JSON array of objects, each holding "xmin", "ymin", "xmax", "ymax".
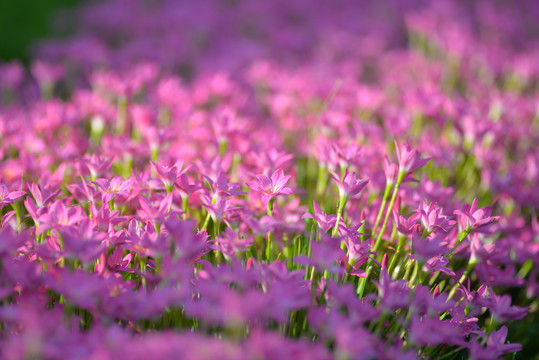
[
  {"xmin": 342, "ymin": 235, "xmax": 377, "ymax": 274},
  {"xmin": 150, "ymin": 160, "xmax": 191, "ymax": 192},
  {"xmin": 107, "ymin": 247, "xmax": 134, "ymax": 273},
  {"xmin": 383, "ymin": 156, "xmax": 399, "ymax": 186},
  {"xmin": 79, "ymin": 154, "xmax": 114, "ymax": 179},
  {"xmin": 330, "ymin": 169, "xmax": 369, "ymax": 199},
  {"xmin": 489, "ymin": 292, "xmax": 528, "ymax": 322},
  {"xmin": 33, "ymin": 200, "xmax": 86, "ymax": 235},
  {"xmin": 416, "ymin": 201, "xmax": 452, "ymax": 233},
  {"xmin": 68, "ymin": 177, "xmax": 101, "ymax": 203},
  {"xmin": 59, "ymin": 220, "xmax": 104, "ymax": 264},
  {"xmin": 0, "ymin": 227, "xmax": 26, "ymax": 257},
  {"xmin": 470, "ymin": 326, "xmax": 522, "ymax": 359},
  {"xmin": 411, "ymin": 226, "xmax": 444, "ymax": 261},
  {"xmin": 424, "ymin": 256, "xmax": 455, "ymax": 276},
  {"xmin": 31, "ymin": 60, "xmax": 65, "ymax": 86},
  {"xmin": 409, "ymin": 316, "xmax": 465, "ymax": 347},
  {"xmin": 302, "ymin": 201, "xmax": 337, "ymax": 233},
  {"xmin": 294, "ymin": 235, "xmax": 344, "ymax": 273},
  {"xmin": 213, "ymin": 228, "xmax": 253, "ymax": 258},
  {"xmin": 394, "ymin": 140, "xmax": 430, "ymax": 174},
  {"xmin": 204, "ymin": 171, "xmax": 245, "ymax": 197},
  {"xmin": 246, "ymin": 168, "xmax": 293, "ymax": 203},
  {"xmin": 201, "ymin": 194, "xmax": 240, "ymax": 223},
  {"xmin": 93, "ymin": 176, "xmax": 135, "ymax": 203},
  {"xmin": 458, "ymin": 281, "xmax": 490, "ymax": 316},
  {"xmin": 0, "ymin": 185, "xmax": 25, "ymax": 209},
  {"xmin": 454, "ymin": 198, "xmax": 500, "ymax": 232},
  {"xmin": 90, "ymin": 203, "xmax": 127, "ymax": 232},
  {"xmin": 374, "ymin": 269, "xmax": 410, "ymax": 311},
  {"xmin": 392, "ymin": 210, "xmax": 420, "ymax": 236},
  {"xmin": 138, "ymin": 193, "xmax": 180, "ymax": 223}
]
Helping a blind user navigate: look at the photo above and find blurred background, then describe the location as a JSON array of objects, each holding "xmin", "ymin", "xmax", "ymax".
[{"xmin": 0, "ymin": 0, "xmax": 81, "ymax": 63}]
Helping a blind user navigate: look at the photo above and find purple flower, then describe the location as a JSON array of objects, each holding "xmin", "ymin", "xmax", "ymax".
[
  {"xmin": 246, "ymin": 168, "xmax": 293, "ymax": 203},
  {"xmin": 459, "ymin": 281, "xmax": 490, "ymax": 314},
  {"xmin": 470, "ymin": 326, "xmax": 522, "ymax": 359},
  {"xmin": 27, "ymin": 182, "xmax": 60, "ymax": 207},
  {"xmin": 302, "ymin": 201, "xmax": 337, "ymax": 233},
  {"xmin": 106, "ymin": 247, "xmax": 134, "ymax": 273},
  {"xmin": 330, "ymin": 169, "xmax": 369, "ymax": 199},
  {"xmin": 374, "ymin": 269, "xmax": 410, "ymax": 311},
  {"xmin": 67, "ymin": 176, "xmax": 101, "ymax": 203},
  {"xmin": 204, "ymin": 171, "xmax": 245, "ymax": 197},
  {"xmin": 294, "ymin": 235, "xmax": 345, "ymax": 273},
  {"xmin": 90, "ymin": 202, "xmax": 127, "ymax": 232},
  {"xmin": 150, "ymin": 160, "xmax": 191, "ymax": 192},
  {"xmin": 164, "ymin": 218, "xmax": 212, "ymax": 262},
  {"xmin": 341, "ymin": 235, "xmax": 377, "ymax": 276},
  {"xmin": 201, "ymin": 194, "xmax": 239, "ymax": 222},
  {"xmin": 411, "ymin": 226, "xmax": 444, "ymax": 262},
  {"xmin": 0, "ymin": 185, "xmax": 25, "ymax": 209},
  {"xmin": 416, "ymin": 201, "xmax": 452, "ymax": 233},
  {"xmin": 489, "ymin": 292, "xmax": 528, "ymax": 322},
  {"xmin": 214, "ymin": 227, "xmax": 253, "ymax": 258},
  {"xmin": 59, "ymin": 220, "xmax": 104, "ymax": 264},
  {"xmin": 383, "ymin": 156, "xmax": 399, "ymax": 186},
  {"xmin": 393, "ymin": 210, "xmax": 420, "ymax": 236},
  {"xmin": 80, "ymin": 154, "xmax": 114, "ymax": 179},
  {"xmin": 0, "ymin": 228, "xmax": 26, "ymax": 257},
  {"xmin": 138, "ymin": 193, "xmax": 180, "ymax": 223},
  {"xmin": 424, "ymin": 256, "xmax": 455, "ymax": 276},
  {"xmin": 32, "ymin": 200, "xmax": 86, "ymax": 235},
  {"xmin": 93, "ymin": 176, "xmax": 135, "ymax": 203},
  {"xmin": 454, "ymin": 198, "xmax": 500, "ymax": 232},
  {"xmin": 409, "ymin": 316, "xmax": 465, "ymax": 347},
  {"xmin": 394, "ymin": 140, "xmax": 430, "ymax": 174}
]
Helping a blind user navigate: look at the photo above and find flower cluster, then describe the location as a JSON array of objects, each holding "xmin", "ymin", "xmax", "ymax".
[{"xmin": 0, "ymin": 0, "xmax": 538, "ymax": 359}]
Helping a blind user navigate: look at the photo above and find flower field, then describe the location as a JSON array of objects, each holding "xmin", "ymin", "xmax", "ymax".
[{"xmin": 0, "ymin": 0, "xmax": 538, "ymax": 359}]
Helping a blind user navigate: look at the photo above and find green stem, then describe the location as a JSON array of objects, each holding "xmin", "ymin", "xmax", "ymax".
[
  {"xmin": 332, "ymin": 197, "xmax": 347, "ymax": 237},
  {"xmin": 448, "ymin": 258, "xmax": 476, "ymax": 300},
  {"xmin": 359, "ymin": 174, "xmax": 403, "ymax": 297},
  {"xmin": 116, "ymin": 96, "xmax": 128, "ymax": 135},
  {"xmin": 372, "ymin": 183, "xmax": 393, "ymax": 237},
  {"xmin": 315, "ymin": 165, "xmax": 328, "ymax": 197},
  {"xmin": 182, "ymin": 196, "xmax": 189, "ymax": 219},
  {"xmin": 267, "ymin": 198, "xmax": 275, "ymax": 217},
  {"xmin": 373, "ymin": 174, "xmax": 403, "ymax": 253},
  {"xmin": 448, "ymin": 228, "xmax": 472, "ymax": 258},
  {"xmin": 409, "ymin": 259, "xmax": 421, "ymax": 285},
  {"xmin": 201, "ymin": 212, "xmax": 211, "ymax": 230},
  {"xmin": 388, "ymin": 234, "xmax": 406, "ymax": 277}
]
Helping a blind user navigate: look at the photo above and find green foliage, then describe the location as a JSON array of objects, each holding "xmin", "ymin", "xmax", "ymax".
[{"xmin": 0, "ymin": 0, "xmax": 81, "ymax": 62}]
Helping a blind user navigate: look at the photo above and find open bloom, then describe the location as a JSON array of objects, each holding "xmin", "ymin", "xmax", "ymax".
[
  {"xmin": 302, "ymin": 201, "xmax": 337, "ymax": 233},
  {"xmin": 470, "ymin": 326, "xmax": 522, "ymax": 359},
  {"xmin": 330, "ymin": 169, "xmax": 369, "ymax": 199},
  {"xmin": 489, "ymin": 292, "xmax": 528, "ymax": 322},
  {"xmin": 93, "ymin": 176, "xmax": 135, "ymax": 203},
  {"xmin": 417, "ymin": 201, "xmax": 452, "ymax": 233},
  {"xmin": 246, "ymin": 168, "xmax": 293, "ymax": 203},
  {"xmin": 340, "ymin": 235, "xmax": 377, "ymax": 276},
  {"xmin": 393, "ymin": 210, "xmax": 420, "ymax": 236},
  {"xmin": 454, "ymin": 198, "xmax": 500, "ymax": 232},
  {"xmin": 0, "ymin": 185, "xmax": 25, "ymax": 208},
  {"xmin": 150, "ymin": 160, "xmax": 191, "ymax": 192},
  {"xmin": 204, "ymin": 171, "xmax": 245, "ymax": 197}
]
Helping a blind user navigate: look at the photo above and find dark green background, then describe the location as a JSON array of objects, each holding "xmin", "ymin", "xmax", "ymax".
[{"xmin": 0, "ymin": 0, "xmax": 82, "ymax": 63}]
